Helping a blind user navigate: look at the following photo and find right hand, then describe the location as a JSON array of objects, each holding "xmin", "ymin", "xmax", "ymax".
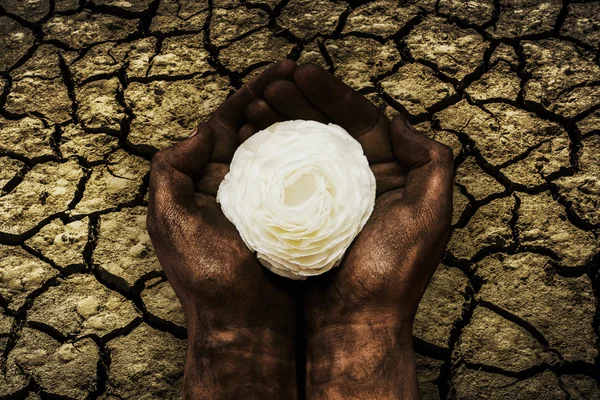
[{"xmin": 250, "ymin": 63, "xmax": 455, "ymax": 398}]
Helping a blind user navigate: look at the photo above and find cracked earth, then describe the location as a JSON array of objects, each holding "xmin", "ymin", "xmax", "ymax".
[{"xmin": 0, "ymin": 0, "xmax": 599, "ymax": 398}]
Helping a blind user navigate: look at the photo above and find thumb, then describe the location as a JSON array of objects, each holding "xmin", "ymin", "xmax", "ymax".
[
  {"xmin": 148, "ymin": 123, "xmax": 215, "ymax": 212},
  {"xmin": 390, "ymin": 114, "xmax": 454, "ymax": 212},
  {"xmin": 160, "ymin": 122, "xmax": 215, "ymax": 178}
]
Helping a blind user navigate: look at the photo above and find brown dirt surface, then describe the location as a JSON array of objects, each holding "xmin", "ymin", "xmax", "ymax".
[{"xmin": 0, "ymin": 0, "xmax": 598, "ymax": 398}]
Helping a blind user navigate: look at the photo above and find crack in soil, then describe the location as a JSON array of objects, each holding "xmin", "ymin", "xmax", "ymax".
[{"xmin": 1, "ymin": 0, "xmax": 600, "ymax": 397}]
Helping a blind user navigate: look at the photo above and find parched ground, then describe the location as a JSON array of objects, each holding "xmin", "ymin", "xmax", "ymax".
[{"xmin": 0, "ymin": 0, "xmax": 599, "ymax": 398}]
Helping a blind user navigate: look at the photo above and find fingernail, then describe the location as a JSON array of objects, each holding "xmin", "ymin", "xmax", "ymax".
[{"xmin": 190, "ymin": 126, "xmax": 198, "ymax": 137}]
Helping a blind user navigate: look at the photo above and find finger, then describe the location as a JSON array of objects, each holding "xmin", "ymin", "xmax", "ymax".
[
  {"xmin": 208, "ymin": 59, "xmax": 297, "ymax": 162},
  {"xmin": 195, "ymin": 163, "xmax": 230, "ymax": 196},
  {"xmin": 263, "ymin": 79, "xmax": 329, "ymax": 123},
  {"xmin": 148, "ymin": 123, "xmax": 214, "ymax": 213},
  {"xmin": 390, "ymin": 114, "xmax": 454, "ymax": 215},
  {"xmin": 371, "ymin": 161, "xmax": 407, "ymax": 197},
  {"xmin": 293, "ymin": 63, "xmax": 394, "ymax": 163},
  {"xmin": 246, "ymin": 99, "xmax": 284, "ymax": 130},
  {"xmin": 375, "ymin": 187, "xmax": 406, "ymax": 212},
  {"xmin": 239, "ymin": 123, "xmax": 257, "ymax": 143}
]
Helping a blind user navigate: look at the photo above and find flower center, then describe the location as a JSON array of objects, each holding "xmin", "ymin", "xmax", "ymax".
[{"xmin": 284, "ymin": 173, "xmax": 318, "ymax": 206}]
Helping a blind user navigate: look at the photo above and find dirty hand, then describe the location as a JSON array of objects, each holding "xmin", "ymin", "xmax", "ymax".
[
  {"xmin": 253, "ymin": 63, "xmax": 454, "ymax": 399},
  {"xmin": 147, "ymin": 60, "xmax": 301, "ymax": 400}
]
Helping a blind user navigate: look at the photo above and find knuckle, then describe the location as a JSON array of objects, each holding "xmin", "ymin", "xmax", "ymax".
[
  {"xmin": 246, "ymin": 98, "xmax": 267, "ymax": 118},
  {"xmin": 429, "ymin": 142, "xmax": 454, "ymax": 164},
  {"xmin": 149, "ymin": 149, "xmax": 177, "ymax": 179},
  {"xmin": 294, "ymin": 62, "xmax": 321, "ymax": 83},
  {"xmin": 150, "ymin": 150, "xmax": 169, "ymax": 169},
  {"xmin": 264, "ymin": 79, "xmax": 289, "ymax": 98},
  {"xmin": 297, "ymin": 62, "xmax": 321, "ymax": 74}
]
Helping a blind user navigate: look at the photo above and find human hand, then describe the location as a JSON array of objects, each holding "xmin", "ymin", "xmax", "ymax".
[
  {"xmin": 254, "ymin": 63, "xmax": 454, "ymax": 398},
  {"xmin": 146, "ymin": 60, "xmax": 301, "ymax": 399}
]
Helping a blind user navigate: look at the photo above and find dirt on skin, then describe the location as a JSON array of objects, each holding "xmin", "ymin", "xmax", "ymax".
[{"xmin": 0, "ymin": 0, "xmax": 599, "ymax": 398}]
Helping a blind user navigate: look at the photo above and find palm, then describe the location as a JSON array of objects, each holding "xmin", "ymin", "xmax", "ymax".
[
  {"xmin": 326, "ymin": 189, "xmax": 407, "ymax": 295},
  {"xmin": 304, "ymin": 150, "xmax": 420, "ymax": 324},
  {"xmin": 190, "ymin": 185, "xmax": 299, "ymax": 335}
]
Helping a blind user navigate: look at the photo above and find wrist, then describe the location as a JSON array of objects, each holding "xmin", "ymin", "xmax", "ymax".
[
  {"xmin": 306, "ymin": 315, "xmax": 418, "ymax": 399},
  {"xmin": 183, "ymin": 319, "xmax": 298, "ymax": 399}
]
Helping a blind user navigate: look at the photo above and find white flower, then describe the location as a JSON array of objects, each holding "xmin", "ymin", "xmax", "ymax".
[{"xmin": 216, "ymin": 119, "xmax": 376, "ymax": 280}]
